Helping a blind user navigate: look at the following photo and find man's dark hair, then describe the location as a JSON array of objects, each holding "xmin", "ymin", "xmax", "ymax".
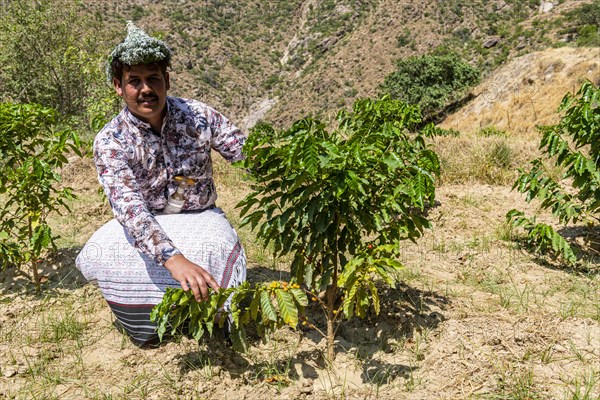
[{"xmin": 110, "ymin": 58, "xmax": 170, "ymax": 83}]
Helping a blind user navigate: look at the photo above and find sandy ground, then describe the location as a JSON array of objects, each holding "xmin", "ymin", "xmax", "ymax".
[{"xmin": 1, "ymin": 167, "xmax": 598, "ymax": 399}]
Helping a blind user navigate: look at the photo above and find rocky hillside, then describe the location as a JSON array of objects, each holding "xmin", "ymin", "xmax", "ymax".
[
  {"xmin": 441, "ymin": 46, "xmax": 600, "ymax": 135},
  {"xmin": 88, "ymin": 0, "xmax": 597, "ymax": 130}
]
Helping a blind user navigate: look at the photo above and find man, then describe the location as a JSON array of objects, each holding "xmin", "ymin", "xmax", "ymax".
[{"xmin": 76, "ymin": 22, "xmax": 247, "ymax": 346}]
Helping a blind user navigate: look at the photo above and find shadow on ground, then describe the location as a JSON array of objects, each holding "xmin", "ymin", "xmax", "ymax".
[
  {"xmin": 559, "ymin": 225, "xmax": 600, "ymax": 272},
  {"xmin": 511, "ymin": 225, "xmax": 600, "ymax": 275},
  {"xmin": 183, "ymin": 265, "xmax": 449, "ymax": 385},
  {"xmin": 337, "ymin": 283, "xmax": 448, "ymax": 384},
  {"xmin": 0, "ymin": 246, "xmax": 87, "ymax": 294}
]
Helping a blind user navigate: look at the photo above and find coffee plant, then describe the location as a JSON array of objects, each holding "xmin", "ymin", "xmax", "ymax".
[
  {"xmin": 151, "ymin": 281, "xmax": 308, "ymax": 352},
  {"xmin": 0, "ymin": 102, "xmax": 82, "ymax": 291},
  {"xmin": 152, "ymin": 96, "xmax": 443, "ymax": 362},
  {"xmin": 507, "ymin": 80, "xmax": 600, "ymax": 265}
]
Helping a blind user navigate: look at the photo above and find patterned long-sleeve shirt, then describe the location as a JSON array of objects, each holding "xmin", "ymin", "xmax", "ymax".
[{"xmin": 93, "ymin": 96, "xmax": 246, "ymax": 265}]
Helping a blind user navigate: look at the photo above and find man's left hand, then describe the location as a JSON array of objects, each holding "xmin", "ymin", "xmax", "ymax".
[{"xmin": 164, "ymin": 254, "xmax": 221, "ymax": 302}]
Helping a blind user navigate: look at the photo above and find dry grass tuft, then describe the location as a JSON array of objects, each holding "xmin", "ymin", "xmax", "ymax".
[{"xmin": 433, "ymin": 129, "xmax": 540, "ymax": 186}]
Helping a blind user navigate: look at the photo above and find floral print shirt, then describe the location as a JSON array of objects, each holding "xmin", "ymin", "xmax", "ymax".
[{"xmin": 93, "ymin": 96, "xmax": 246, "ymax": 265}]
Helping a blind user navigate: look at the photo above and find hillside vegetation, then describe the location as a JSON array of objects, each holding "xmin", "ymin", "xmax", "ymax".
[{"xmin": 79, "ymin": 0, "xmax": 599, "ymax": 130}]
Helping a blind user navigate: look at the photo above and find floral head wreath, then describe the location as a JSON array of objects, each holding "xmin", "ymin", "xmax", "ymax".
[{"xmin": 106, "ymin": 21, "xmax": 171, "ymax": 82}]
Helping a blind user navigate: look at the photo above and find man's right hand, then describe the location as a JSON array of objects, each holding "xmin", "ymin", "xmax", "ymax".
[{"xmin": 164, "ymin": 254, "xmax": 221, "ymax": 302}]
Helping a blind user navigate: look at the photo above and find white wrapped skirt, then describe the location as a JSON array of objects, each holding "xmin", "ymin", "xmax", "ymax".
[{"xmin": 75, "ymin": 208, "xmax": 246, "ymax": 345}]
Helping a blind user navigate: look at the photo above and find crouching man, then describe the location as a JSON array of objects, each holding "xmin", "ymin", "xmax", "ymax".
[{"xmin": 76, "ymin": 22, "xmax": 246, "ymax": 346}]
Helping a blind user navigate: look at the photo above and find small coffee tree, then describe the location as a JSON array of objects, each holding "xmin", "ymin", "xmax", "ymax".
[
  {"xmin": 153, "ymin": 96, "xmax": 442, "ymax": 362},
  {"xmin": 0, "ymin": 102, "xmax": 81, "ymax": 291},
  {"xmin": 507, "ymin": 80, "xmax": 600, "ymax": 264}
]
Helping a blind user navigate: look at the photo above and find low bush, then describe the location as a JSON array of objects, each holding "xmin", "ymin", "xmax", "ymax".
[
  {"xmin": 0, "ymin": 102, "xmax": 82, "ymax": 291},
  {"xmin": 507, "ymin": 81, "xmax": 600, "ymax": 265},
  {"xmin": 379, "ymin": 52, "xmax": 480, "ymax": 121}
]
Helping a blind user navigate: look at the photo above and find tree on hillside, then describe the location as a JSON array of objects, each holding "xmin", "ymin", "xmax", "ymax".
[
  {"xmin": 563, "ymin": 0, "xmax": 600, "ymax": 46},
  {"xmin": 566, "ymin": 0, "xmax": 600, "ymax": 27},
  {"xmin": 379, "ymin": 52, "xmax": 480, "ymax": 121},
  {"xmin": 0, "ymin": 0, "xmax": 118, "ymax": 126}
]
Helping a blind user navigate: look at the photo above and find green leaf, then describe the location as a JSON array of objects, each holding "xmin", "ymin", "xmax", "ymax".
[
  {"xmin": 31, "ymin": 224, "xmax": 52, "ymax": 254},
  {"xmin": 289, "ymin": 288, "xmax": 309, "ymax": 307},
  {"xmin": 367, "ymin": 280, "xmax": 380, "ymax": 315},
  {"xmin": 260, "ymin": 290, "xmax": 278, "ymax": 323},
  {"xmin": 275, "ymin": 289, "xmax": 298, "ymax": 327},
  {"xmin": 169, "ymin": 307, "xmax": 187, "ymax": 335},
  {"xmin": 343, "ymin": 283, "xmax": 359, "ymax": 318},
  {"xmin": 190, "ymin": 319, "xmax": 205, "ymax": 341},
  {"xmin": 355, "ymin": 286, "xmax": 369, "ymax": 319},
  {"xmin": 373, "ymin": 262, "xmax": 397, "ymax": 287},
  {"xmin": 249, "ymin": 290, "xmax": 261, "ymax": 320},
  {"xmin": 377, "ymin": 257, "xmax": 403, "ymax": 271},
  {"xmin": 230, "ymin": 324, "xmax": 249, "ymax": 353},
  {"xmin": 179, "ymin": 291, "xmax": 192, "ymax": 306},
  {"xmin": 156, "ymin": 314, "xmax": 168, "ymax": 341}
]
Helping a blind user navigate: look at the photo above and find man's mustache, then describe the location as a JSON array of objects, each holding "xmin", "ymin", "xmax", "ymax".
[{"xmin": 138, "ymin": 95, "xmax": 158, "ymax": 103}]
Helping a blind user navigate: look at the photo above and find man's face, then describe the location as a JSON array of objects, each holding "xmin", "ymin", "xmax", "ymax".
[{"xmin": 113, "ymin": 63, "xmax": 170, "ymax": 129}]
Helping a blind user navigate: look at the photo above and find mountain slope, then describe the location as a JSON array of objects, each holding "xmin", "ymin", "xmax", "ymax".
[
  {"xmin": 90, "ymin": 0, "xmax": 597, "ymax": 130},
  {"xmin": 440, "ymin": 46, "xmax": 600, "ymax": 135}
]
